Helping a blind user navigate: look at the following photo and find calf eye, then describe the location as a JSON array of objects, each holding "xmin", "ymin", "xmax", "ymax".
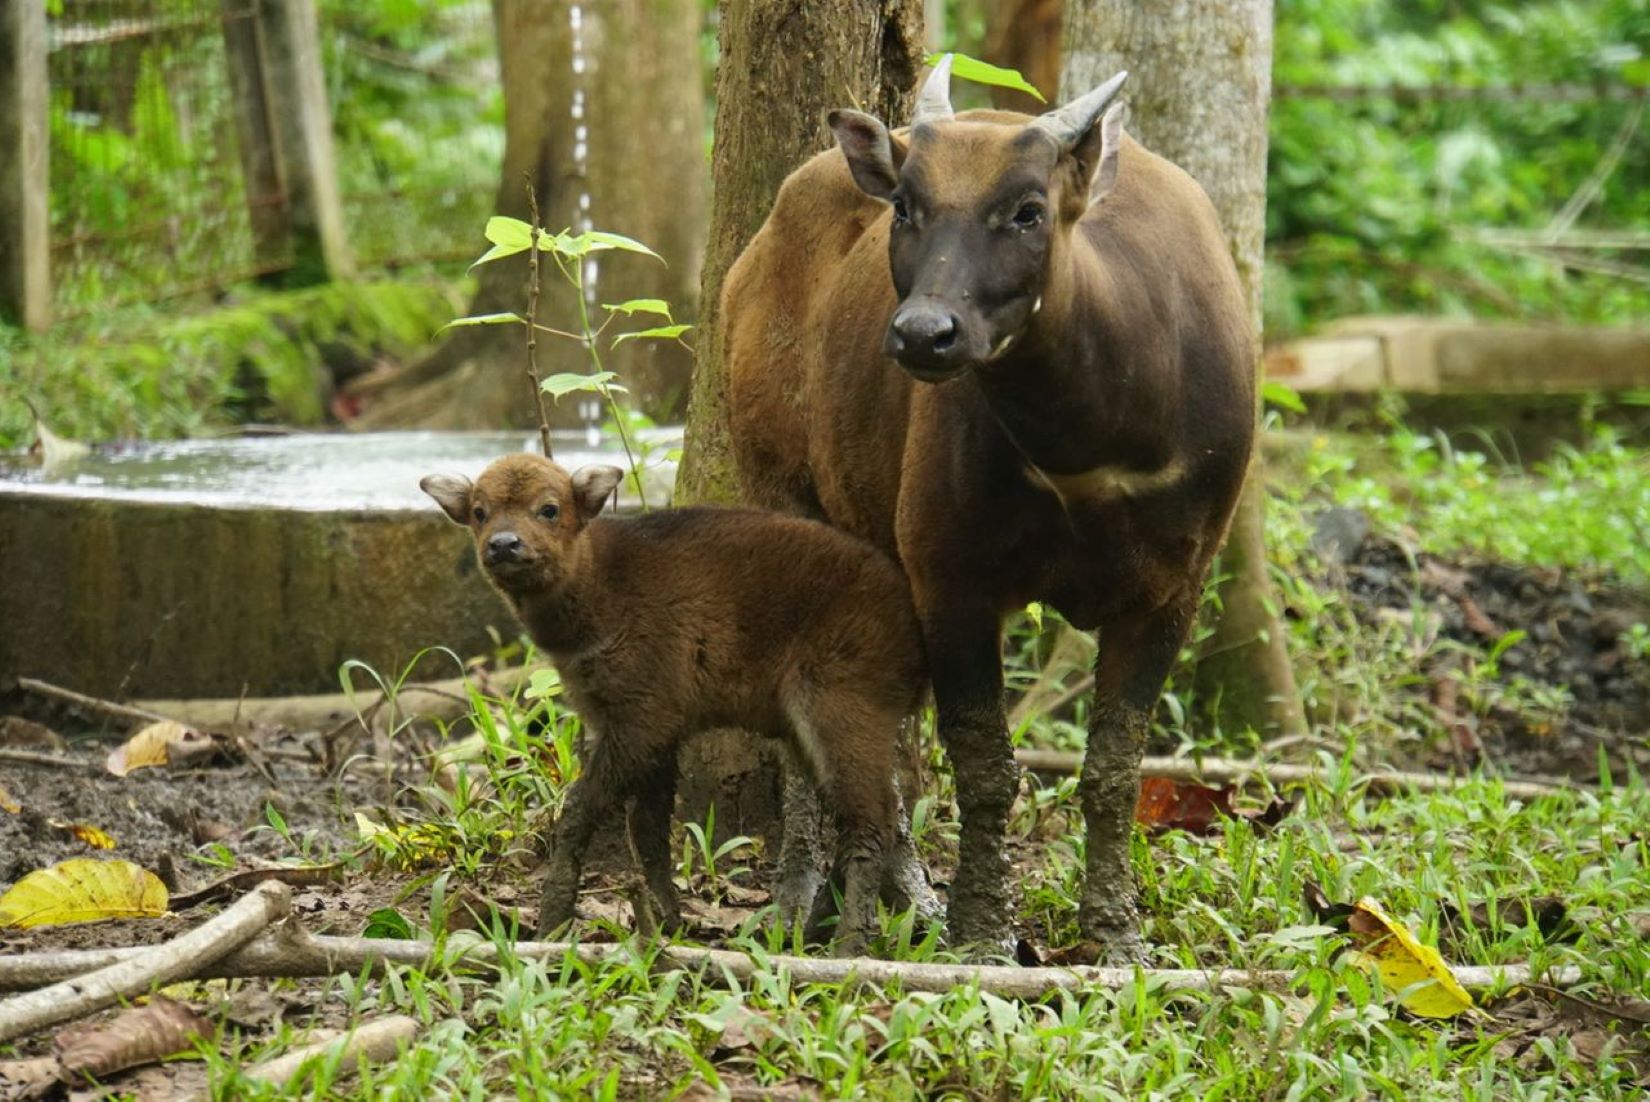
[
  {"xmin": 472, "ymin": 506, "xmax": 486, "ymax": 523},
  {"xmin": 539, "ymin": 503, "xmax": 560, "ymax": 521},
  {"xmin": 891, "ymin": 195, "xmax": 911, "ymax": 225},
  {"xmin": 1013, "ymin": 201, "xmax": 1045, "ymax": 229}
]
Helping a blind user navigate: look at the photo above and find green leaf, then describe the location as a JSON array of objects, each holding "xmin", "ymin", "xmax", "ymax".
[
  {"xmin": 524, "ymin": 668, "xmax": 562, "ymax": 700},
  {"xmin": 1025, "ymin": 602, "xmax": 1045, "ymax": 632},
  {"xmin": 1623, "ymin": 58, "xmax": 1650, "ymax": 87},
  {"xmin": 485, "ymin": 216, "xmax": 535, "ymax": 249},
  {"xmin": 437, "ymin": 312, "xmax": 523, "ymax": 334},
  {"xmin": 362, "ymin": 907, "xmax": 415, "ymax": 940},
  {"xmin": 925, "ymin": 51, "xmax": 1046, "ymax": 103},
  {"xmin": 613, "ymin": 324, "xmax": 691, "ymax": 346},
  {"xmin": 603, "ymin": 298, "xmax": 673, "ymax": 320},
  {"xmin": 468, "ymin": 242, "xmax": 526, "ymax": 271},
  {"xmin": 1262, "ymin": 380, "xmax": 1308, "ymax": 414},
  {"xmin": 558, "ymin": 230, "xmax": 664, "ymax": 261},
  {"xmin": 540, "ymin": 371, "xmax": 629, "ymax": 402},
  {"xmin": 1487, "ymin": 629, "xmax": 1528, "ymax": 665}
]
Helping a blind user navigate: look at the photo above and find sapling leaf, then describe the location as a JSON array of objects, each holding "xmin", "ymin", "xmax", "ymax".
[
  {"xmin": 924, "ymin": 51, "xmax": 1047, "ymax": 103},
  {"xmin": 603, "ymin": 298, "xmax": 674, "ymax": 320},
  {"xmin": 613, "ymin": 324, "xmax": 692, "ymax": 346},
  {"xmin": 437, "ymin": 312, "xmax": 524, "ymax": 334},
  {"xmin": 1262, "ymin": 380, "xmax": 1308, "ymax": 414},
  {"xmin": 484, "ymin": 215, "xmax": 536, "ymax": 248},
  {"xmin": 557, "ymin": 230, "xmax": 665, "ymax": 261},
  {"xmin": 541, "ymin": 371, "xmax": 629, "ymax": 401},
  {"xmin": 468, "ymin": 242, "xmax": 526, "ymax": 271}
]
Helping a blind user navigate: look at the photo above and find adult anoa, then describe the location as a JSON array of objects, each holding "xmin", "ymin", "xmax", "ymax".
[{"xmin": 722, "ymin": 58, "xmax": 1255, "ymax": 957}]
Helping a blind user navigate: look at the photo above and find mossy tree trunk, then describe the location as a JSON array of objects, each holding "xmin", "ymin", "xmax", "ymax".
[
  {"xmin": 1063, "ymin": 0, "xmax": 1306, "ymax": 736},
  {"xmin": 352, "ymin": 0, "xmax": 706, "ymax": 429},
  {"xmin": 672, "ymin": 0, "xmax": 924, "ymax": 837}
]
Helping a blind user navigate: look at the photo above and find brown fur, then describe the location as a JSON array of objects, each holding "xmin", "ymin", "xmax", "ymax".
[
  {"xmin": 722, "ymin": 95, "xmax": 1256, "ymax": 954},
  {"xmin": 422, "ymin": 453, "xmax": 926, "ymax": 954}
]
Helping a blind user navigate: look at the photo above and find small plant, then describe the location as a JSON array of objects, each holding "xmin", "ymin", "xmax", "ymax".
[
  {"xmin": 678, "ymin": 806, "xmax": 757, "ymax": 901},
  {"xmin": 442, "ymin": 183, "xmax": 692, "ymax": 510}
]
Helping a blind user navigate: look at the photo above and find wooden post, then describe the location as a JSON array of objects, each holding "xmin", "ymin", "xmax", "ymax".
[
  {"xmin": 0, "ymin": 0, "xmax": 50, "ymax": 331},
  {"xmin": 254, "ymin": 0, "xmax": 353, "ymax": 283},
  {"xmin": 221, "ymin": 0, "xmax": 289, "ymax": 274}
]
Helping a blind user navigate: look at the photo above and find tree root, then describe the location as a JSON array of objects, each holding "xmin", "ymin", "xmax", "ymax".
[
  {"xmin": 1015, "ymin": 750, "xmax": 1576, "ymax": 801},
  {"xmin": 0, "ymin": 881, "xmax": 291, "ymax": 1044},
  {"xmin": 0, "ymin": 920, "xmax": 1577, "ymax": 1002}
]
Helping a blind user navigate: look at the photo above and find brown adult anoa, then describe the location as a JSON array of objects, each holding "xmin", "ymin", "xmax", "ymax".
[{"xmin": 721, "ymin": 57, "xmax": 1255, "ymax": 957}]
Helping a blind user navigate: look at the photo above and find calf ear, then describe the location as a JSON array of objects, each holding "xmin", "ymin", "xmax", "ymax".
[
  {"xmin": 420, "ymin": 473, "xmax": 473, "ymax": 525},
  {"xmin": 827, "ymin": 110, "xmax": 906, "ymax": 200},
  {"xmin": 1084, "ymin": 104, "xmax": 1127, "ymax": 206},
  {"xmin": 571, "ymin": 465, "xmax": 624, "ymax": 518}
]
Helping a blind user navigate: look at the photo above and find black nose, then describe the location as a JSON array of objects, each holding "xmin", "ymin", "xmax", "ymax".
[
  {"xmin": 888, "ymin": 304, "xmax": 961, "ymax": 368},
  {"xmin": 486, "ymin": 532, "xmax": 524, "ymax": 563}
]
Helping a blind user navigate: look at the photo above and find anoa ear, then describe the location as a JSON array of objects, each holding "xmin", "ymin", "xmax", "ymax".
[
  {"xmin": 1085, "ymin": 103, "xmax": 1127, "ymax": 205},
  {"xmin": 571, "ymin": 465, "xmax": 624, "ymax": 518},
  {"xmin": 420, "ymin": 473, "xmax": 474, "ymax": 525},
  {"xmin": 827, "ymin": 109, "xmax": 906, "ymax": 201}
]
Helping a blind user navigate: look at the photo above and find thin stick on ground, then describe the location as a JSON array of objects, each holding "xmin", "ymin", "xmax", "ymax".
[
  {"xmin": 16, "ymin": 678, "xmax": 174, "ymax": 727},
  {"xmin": 524, "ymin": 176, "xmax": 554, "ymax": 460},
  {"xmin": 0, "ymin": 748, "xmax": 103, "ymax": 771},
  {"xmin": 0, "ymin": 924, "xmax": 1579, "ymax": 1002},
  {"xmin": 244, "ymin": 1014, "xmax": 421, "ymax": 1091},
  {"xmin": 0, "ymin": 881, "xmax": 291, "ymax": 1044},
  {"xmin": 1013, "ymin": 749, "xmax": 1575, "ymax": 801}
]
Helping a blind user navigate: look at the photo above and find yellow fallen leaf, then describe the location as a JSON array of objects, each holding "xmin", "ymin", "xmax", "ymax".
[
  {"xmin": 1347, "ymin": 897, "xmax": 1475, "ymax": 1019},
  {"xmin": 0, "ymin": 858, "xmax": 169, "ymax": 929},
  {"xmin": 59, "ymin": 822, "xmax": 118, "ymax": 850},
  {"xmin": 0, "ymin": 779, "xmax": 19, "ymax": 814},
  {"xmin": 355, "ymin": 813, "xmax": 453, "ymax": 869},
  {"xmin": 105, "ymin": 720, "xmax": 213, "ymax": 777}
]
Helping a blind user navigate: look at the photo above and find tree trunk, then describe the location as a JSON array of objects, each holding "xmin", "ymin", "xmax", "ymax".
[
  {"xmin": 351, "ymin": 0, "xmax": 706, "ymax": 429},
  {"xmin": 675, "ymin": 0, "xmax": 924, "ymax": 506},
  {"xmin": 672, "ymin": 0, "xmax": 923, "ymax": 837},
  {"xmin": 1062, "ymin": 0, "xmax": 1306, "ymax": 736},
  {"xmin": 984, "ymin": 0, "xmax": 1062, "ymax": 112}
]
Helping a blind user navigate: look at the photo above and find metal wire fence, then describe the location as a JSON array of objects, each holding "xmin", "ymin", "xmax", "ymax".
[{"xmin": 40, "ymin": 0, "xmax": 501, "ymax": 321}]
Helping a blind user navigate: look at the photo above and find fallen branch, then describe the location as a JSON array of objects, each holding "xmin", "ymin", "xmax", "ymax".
[
  {"xmin": 0, "ymin": 924, "xmax": 1579, "ymax": 1001},
  {"xmin": 243, "ymin": 1014, "xmax": 421, "ymax": 1092},
  {"xmin": 0, "ymin": 881, "xmax": 290, "ymax": 1044},
  {"xmin": 169, "ymin": 861, "xmax": 349, "ymax": 912},
  {"xmin": 1014, "ymin": 750, "xmax": 1576, "ymax": 801},
  {"xmin": 15, "ymin": 678, "xmax": 172, "ymax": 727},
  {"xmin": 0, "ymin": 748, "xmax": 101, "ymax": 771},
  {"xmin": 134, "ymin": 665, "xmax": 543, "ymax": 735}
]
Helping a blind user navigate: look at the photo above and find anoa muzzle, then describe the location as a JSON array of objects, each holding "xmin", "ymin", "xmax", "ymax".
[{"xmin": 827, "ymin": 55, "xmax": 1128, "ymax": 380}]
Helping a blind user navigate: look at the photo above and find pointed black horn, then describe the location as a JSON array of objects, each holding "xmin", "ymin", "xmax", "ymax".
[
  {"xmin": 1030, "ymin": 70, "xmax": 1128, "ymax": 152},
  {"xmin": 912, "ymin": 54, "xmax": 954, "ymax": 125}
]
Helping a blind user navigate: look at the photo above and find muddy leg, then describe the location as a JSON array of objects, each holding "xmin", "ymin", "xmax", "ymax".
[
  {"xmin": 880, "ymin": 773, "xmax": 942, "ymax": 922},
  {"xmin": 1079, "ymin": 595, "xmax": 1198, "ymax": 963},
  {"xmin": 774, "ymin": 752, "xmax": 828, "ymax": 931},
  {"xmin": 925, "ymin": 609, "xmax": 1018, "ymax": 955},
  {"xmin": 625, "ymin": 756, "xmax": 682, "ymax": 935},
  {"xmin": 536, "ymin": 738, "xmax": 627, "ymax": 937}
]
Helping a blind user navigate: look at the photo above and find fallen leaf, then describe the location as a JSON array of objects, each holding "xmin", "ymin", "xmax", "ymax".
[
  {"xmin": 1438, "ymin": 896, "xmax": 1573, "ymax": 951},
  {"xmin": 0, "ymin": 716, "xmax": 64, "ymax": 750},
  {"xmin": 24, "ymin": 399, "xmax": 91, "ymax": 471},
  {"xmin": 1346, "ymin": 898, "xmax": 1475, "ymax": 1019},
  {"xmin": 0, "ymin": 780, "xmax": 19, "ymax": 815},
  {"xmin": 57, "ymin": 822, "xmax": 117, "ymax": 850},
  {"xmin": 106, "ymin": 721, "xmax": 215, "ymax": 777},
  {"xmin": 54, "ymin": 996, "xmax": 209, "ymax": 1082},
  {"xmin": 1134, "ymin": 776, "xmax": 1235, "ymax": 833},
  {"xmin": 1301, "ymin": 881, "xmax": 1356, "ymax": 931},
  {"xmin": 0, "ymin": 858, "xmax": 169, "ymax": 929},
  {"xmin": 0, "ymin": 1056, "xmax": 60, "ymax": 1101}
]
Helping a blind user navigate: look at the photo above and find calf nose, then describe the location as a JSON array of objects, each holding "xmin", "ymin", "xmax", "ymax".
[
  {"xmin": 486, "ymin": 531, "xmax": 524, "ymax": 563},
  {"xmin": 887, "ymin": 303, "xmax": 961, "ymax": 368}
]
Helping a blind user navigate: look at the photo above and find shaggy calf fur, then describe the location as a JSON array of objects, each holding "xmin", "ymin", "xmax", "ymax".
[{"xmin": 422, "ymin": 453, "xmax": 926, "ymax": 953}]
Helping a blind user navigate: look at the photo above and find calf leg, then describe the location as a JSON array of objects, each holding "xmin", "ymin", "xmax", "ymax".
[
  {"xmin": 537, "ymin": 737, "xmax": 628, "ymax": 937},
  {"xmin": 774, "ymin": 753, "xmax": 828, "ymax": 932},
  {"xmin": 881, "ymin": 768, "xmax": 942, "ymax": 921},
  {"xmin": 924, "ymin": 609, "xmax": 1018, "ymax": 955},
  {"xmin": 1080, "ymin": 593, "xmax": 1199, "ymax": 962},
  {"xmin": 625, "ymin": 756, "xmax": 682, "ymax": 935}
]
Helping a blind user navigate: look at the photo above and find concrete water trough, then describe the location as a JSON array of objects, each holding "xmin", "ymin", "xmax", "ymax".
[{"xmin": 0, "ymin": 430, "xmax": 677, "ymax": 699}]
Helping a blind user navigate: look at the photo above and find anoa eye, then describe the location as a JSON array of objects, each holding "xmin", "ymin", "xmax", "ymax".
[
  {"xmin": 891, "ymin": 195, "xmax": 911, "ymax": 225},
  {"xmin": 472, "ymin": 506, "xmax": 486, "ymax": 523},
  {"xmin": 1012, "ymin": 201, "xmax": 1045, "ymax": 229},
  {"xmin": 539, "ymin": 503, "xmax": 560, "ymax": 521}
]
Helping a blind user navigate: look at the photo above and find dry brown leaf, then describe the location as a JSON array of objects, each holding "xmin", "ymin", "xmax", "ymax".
[
  {"xmin": 0, "ymin": 1056, "xmax": 60, "ymax": 1102},
  {"xmin": 0, "ymin": 857, "xmax": 168, "ymax": 929},
  {"xmin": 0, "ymin": 716, "xmax": 63, "ymax": 750},
  {"xmin": 105, "ymin": 721, "xmax": 215, "ymax": 777},
  {"xmin": 0, "ymin": 780, "xmax": 19, "ymax": 816},
  {"xmin": 1134, "ymin": 776, "xmax": 1235, "ymax": 833},
  {"xmin": 54, "ymin": 996, "xmax": 209, "ymax": 1083}
]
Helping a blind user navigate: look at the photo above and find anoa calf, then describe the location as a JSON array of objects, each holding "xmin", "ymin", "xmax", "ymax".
[{"xmin": 421, "ymin": 453, "xmax": 925, "ymax": 953}]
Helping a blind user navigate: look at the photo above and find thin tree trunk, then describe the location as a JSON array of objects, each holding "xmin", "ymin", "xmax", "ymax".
[
  {"xmin": 671, "ymin": 0, "xmax": 923, "ymax": 837},
  {"xmin": 351, "ymin": 0, "xmax": 706, "ymax": 429},
  {"xmin": 1062, "ymin": 0, "xmax": 1306, "ymax": 737},
  {"xmin": 984, "ymin": 0, "xmax": 1062, "ymax": 111}
]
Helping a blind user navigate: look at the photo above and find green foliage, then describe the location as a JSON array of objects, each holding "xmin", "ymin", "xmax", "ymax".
[
  {"xmin": 0, "ymin": 279, "xmax": 462, "ymax": 448},
  {"xmin": 1268, "ymin": 0, "xmax": 1650, "ymax": 334},
  {"xmin": 924, "ymin": 51, "xmax": 1046, "ymax": 102}
]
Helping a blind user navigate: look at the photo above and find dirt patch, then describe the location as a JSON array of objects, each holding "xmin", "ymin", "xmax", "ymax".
[{"xmin": 1311, "ymin": 511, "xmax": 1650, "ymax": 781}]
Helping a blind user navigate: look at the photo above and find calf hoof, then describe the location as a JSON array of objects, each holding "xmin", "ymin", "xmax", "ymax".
[
  {"xmin": 774, "ymin": 868, "xmax": 826, "ymax": 933},
  {"xmin": 1094, "ymin": 929, "xmax": 1148, "ymax": 967}
]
